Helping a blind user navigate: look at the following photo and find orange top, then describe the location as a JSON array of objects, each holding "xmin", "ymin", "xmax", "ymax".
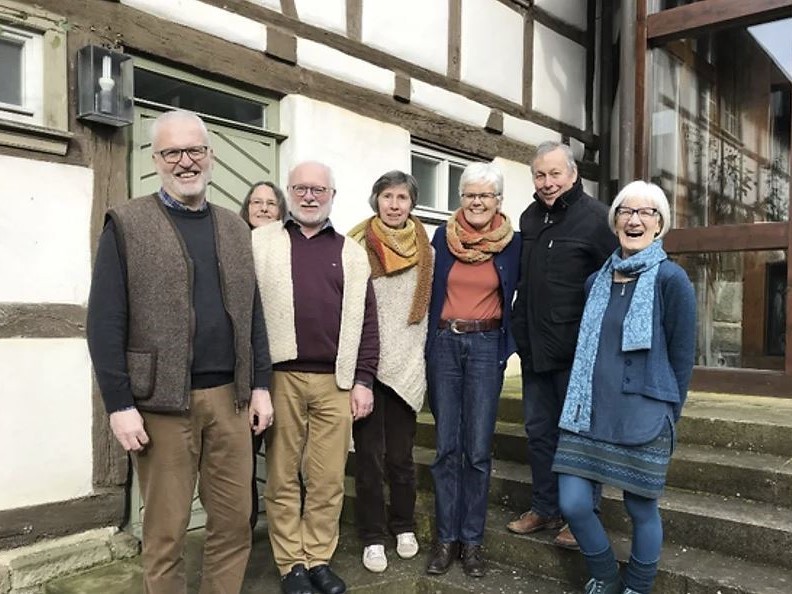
[{"xmin": 441, "ymin": 259, "xmax": 502, "ymax": 321}]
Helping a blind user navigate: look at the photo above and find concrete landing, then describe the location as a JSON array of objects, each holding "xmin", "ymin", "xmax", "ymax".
[{"xmin": 45, "ymin": 523, "xmax": 573, "ymax": 594}]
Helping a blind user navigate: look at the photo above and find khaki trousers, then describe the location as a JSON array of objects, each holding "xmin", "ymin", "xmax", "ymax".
[
  {"xmin": 264, "ymin": 371, "xmax": 352, "ymax": 575},
  {"xmin": 135, "ymin": 384, "xmax": 252, "ymax": 594}
]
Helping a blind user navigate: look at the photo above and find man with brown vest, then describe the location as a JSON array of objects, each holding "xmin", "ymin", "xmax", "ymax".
[
  {"xmin": 86, "ymin": 110, "xmax": 273, "ymax": 594},
  {"xmin": 252, "ymin": 161, "xmax": 379, "ymax": 594}
]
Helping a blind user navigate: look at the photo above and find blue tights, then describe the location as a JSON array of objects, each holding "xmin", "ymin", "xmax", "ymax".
[{"xmin": 558, "ymin": 473, "xmax": 661, "ymax": 593}]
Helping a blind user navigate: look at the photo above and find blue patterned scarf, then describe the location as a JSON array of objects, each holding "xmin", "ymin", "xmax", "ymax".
[{"xmin": 559, "ymin": 240, "xmax": 667, "ymax": 433}]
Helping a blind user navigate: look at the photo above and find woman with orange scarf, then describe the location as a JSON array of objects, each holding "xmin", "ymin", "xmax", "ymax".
[
  {"xmin": 348, "ymin": 171, "xmax": 433, "ymax": 575},
  {"xmin": 424, "ymin": 162, "xmax": 521, "ymax": 578}
]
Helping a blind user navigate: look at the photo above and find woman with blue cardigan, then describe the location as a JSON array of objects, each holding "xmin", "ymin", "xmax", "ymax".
[
  {"xmin": 425, "ymin": 162, "xmax": 521, "ymax": 578},
  {"xmin": 553, "ymin": 181, "xmax": 696, "ymax": 594}
]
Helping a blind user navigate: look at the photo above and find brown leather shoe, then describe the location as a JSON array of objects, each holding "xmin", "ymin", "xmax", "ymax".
[
  {"xmin": 506, "ymin": 511, "xmax": 565, "ymax": 535},
  {"xmin": 460, "ymin": 544, "xmax": 486, "ymax": 578},
  {"xmin": 553, "ymin": 524, "xmax": 580, "ymax": 550},
  {"xmin": 426, "ymin": 541, "xmax": 459, "ymax": 575}
]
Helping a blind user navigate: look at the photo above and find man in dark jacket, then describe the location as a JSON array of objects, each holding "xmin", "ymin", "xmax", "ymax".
[
  {"xmin": 508, "ymin": 141, "xmax": 618, "ymax": 548},
  {"xmin": 87, "ymin": 110, "xmax": 273, "ymax": 594}
]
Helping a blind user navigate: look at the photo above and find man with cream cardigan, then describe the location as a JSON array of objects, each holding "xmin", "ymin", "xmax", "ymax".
[{"xmin": 252, "ymin": 161, "xmax": 379, "ymax": 594}]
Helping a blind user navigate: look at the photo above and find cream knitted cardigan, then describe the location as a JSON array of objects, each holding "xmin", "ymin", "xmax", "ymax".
[
  {"xmin": 251, "ymin": 222, "xmax": 371, "ymax": 390},
  {"xmin": 370, "ymin": 266, "xmax": 430, "ymax": 412}
]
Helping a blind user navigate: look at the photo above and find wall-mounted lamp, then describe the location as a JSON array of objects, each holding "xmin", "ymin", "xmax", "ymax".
[{"xmin": 77, "ymin": 46, "xmax": 134, "ymax": 127}]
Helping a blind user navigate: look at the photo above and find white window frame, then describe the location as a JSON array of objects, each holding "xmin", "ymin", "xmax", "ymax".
[
  {"xmin": 411, "ymin": 143, "xmax": 471, "ymax": 222},
  {"xmin": 0, "ymin": 24, "xmax": 44, "ymax": 124}
]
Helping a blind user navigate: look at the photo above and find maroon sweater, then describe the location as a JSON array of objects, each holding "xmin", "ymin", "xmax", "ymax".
[{"xmin": 273, "ymin": 221, "xmax": 379, "ymax": 386}]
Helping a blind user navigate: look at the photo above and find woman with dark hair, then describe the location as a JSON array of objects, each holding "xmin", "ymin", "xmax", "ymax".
[
  {"xmin": 241, "ymin": 180, "xmax": 286, "ymax": 533},
  {"xmin": 425, "ymin": 162, "xmax": 521, "ymax": 578},
  {"xmin": 553, "ymin": 181, "xmax": 696, "ymax": 594},
  {"xmin": 240, "ymin": 181, "xmax": 287, "ymax": 229},
  {"xmin": 347, "ymin": 170, "xmax": 432, "ymax": 574}
]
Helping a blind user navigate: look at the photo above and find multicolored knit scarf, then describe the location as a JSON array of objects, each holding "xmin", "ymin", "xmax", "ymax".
[
  {"xmin": 445, "ymin": 209, "xmax": 514, "ymax": 263},
  {"xmin": 348, "ymin": 215, "xmax": 432, "ymax": 324}
]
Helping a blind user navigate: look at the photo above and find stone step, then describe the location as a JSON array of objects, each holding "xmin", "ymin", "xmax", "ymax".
[
  {"xmin": 414, "ymin": 414, "xmax": 792, "ymax": 507},
  {"xmin": 347, "ymin": 446, "xmax": 792, "ymax": 571},
  {"xmin": 493, "ymin": 379, "xmax": 792, "ymax": 458},
  {"xmin": 341, "ymin": 477, "xmax": 792, "ymax": 594},
  {"xmin": 44, "ymin": 522, "xmax": 572, "ymax": 594}
]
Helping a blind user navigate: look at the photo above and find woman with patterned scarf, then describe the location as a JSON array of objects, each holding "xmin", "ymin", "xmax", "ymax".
[
  {"xmin": 348, "ymin": 171, "xmax": 433, "ymax": 575},
  {"xmin": 424, "ymin": 162, "xmax": 521, "ymax": 579},
  {"xmin": 553, "ymin": 181, "xmax": 696, "ymax": 594}
]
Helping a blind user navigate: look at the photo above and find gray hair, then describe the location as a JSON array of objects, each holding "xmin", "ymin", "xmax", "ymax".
[
  {"xmin": 532, "ymin": 141, "xmax": 577, "ymax": 174},
  {"xmin": 458, "ymin": 162, "xmax": 504, "ymax": 196},
  {"xmin": 150, "ymin": 109, "xmax": 210, "ymax": 150},
  {"xmin": 287, "ymin": 161, "xmax": 336, "ymax": 190},
  {"xmin": 368, "ymin": 170, "xmax": 419, "ymax": 211},
  {"xmin": 608, "ymin": 180, "xmax": 672, "ymax": 238}
]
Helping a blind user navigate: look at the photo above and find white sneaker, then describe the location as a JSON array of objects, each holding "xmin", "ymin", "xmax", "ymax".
[
  {"xmin": 396, "ymin": 532, "xmax": 419, "ymax": 559},
  {"xmin": 362, "ymin": 544, "xmax": 388, "ymax": 573}
]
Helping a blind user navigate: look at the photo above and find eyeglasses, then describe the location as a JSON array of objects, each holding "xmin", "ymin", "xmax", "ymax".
[
  {"xmin": 155, "ymin": 145, "xmax": 210, "ymax": 164},
  {"xmin": 615, "ymin": 206, "xmax": 659, "ymax": 221},
  {"xmin": 290, "ymin": 185, "xmax": 334, "ymax": 198},
  {"xmin": 460, "ymin": 192, "xmax": 500, "ymax": 202}
]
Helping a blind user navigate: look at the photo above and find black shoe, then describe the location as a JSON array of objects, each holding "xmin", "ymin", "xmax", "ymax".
[
  {"xmin": 426, "ymin": 541, "xmax": 459, "ymax": 575},
  {"xmin": 280, "ymin": 563, "xmax": 313, "ymax": 594},
  {"xmin": 308, "ymin": 564, "xmax": 346, "ymax": 594},
  {"xmin": 460, "ymin": 544, "xmax": 486, "ymax": 577}
]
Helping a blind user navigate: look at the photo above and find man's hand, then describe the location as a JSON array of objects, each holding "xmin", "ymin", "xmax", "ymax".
[
  {"xmin": 109, "ymin": 408, "xmax": 149, "ymax": 452},
  {"xmin": 249, "ymin": 388, "xmax": 274, "ymax": 435},
  {"xmin": 350, "ymin": 383, "xmax": 374, "ymax": 421}
]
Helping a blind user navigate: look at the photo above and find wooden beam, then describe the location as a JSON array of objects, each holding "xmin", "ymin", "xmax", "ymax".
[
  {"xmin": 647, "ymin": 0, "xmax": 792, "ymax": 45},
  {"xmin": 345, "ymin": 0, "xmax": 361, "ymax": 41},
  {"xmin": 0, "ymin": 490, "xmax": 124, "ymax": 550},
  {"xmin": 0, "ymin": 303, "xmax": 86, "ymax": 338},
  {"xmin": 584, "ymin": 0, "xmax": 596, "ymax": 135},
  {"xmin": 690, "ymin": 367, "xmax": 792, "ymax": 397},
  {"xmin": 664, "ymin": 222, "xmax": 788, "ymax": 253},
  {"xmin": 523, "ymin": 12, "xmax": 534, "ymax": 111},
  {"xmin": 635, "ymin": 0, "xmax": 649, "ymax": 180},
  {"xmin": 448, "ymin": 0, "xmax": 462, "ymax": 80},
  {"xmin": 785, "ymin": 112, "xmax": 792, "ymax": 374}
]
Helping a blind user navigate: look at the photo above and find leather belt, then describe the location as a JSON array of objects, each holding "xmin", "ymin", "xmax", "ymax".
[{"xmin": 439, "ymin": 318, "xmax": 501, "ymax": 334}]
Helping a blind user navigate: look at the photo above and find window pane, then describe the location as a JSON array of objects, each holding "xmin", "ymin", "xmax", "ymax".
[
  {"xmin": 134, "ymin": 69, "xmax": 265, "ymax": 127},
  {"xmin": 649, "ymin": 0, "xmax": 702, "ymax": 13},
  {"xmin": 447, "ymin": 164, "xmax": 463, "ymax": 212},
  {"xmin": 648, "ymin": 18, "xmax": 791, "ymax": 227},
  {"xmin": 674, "ymin": 250, "xmax": 786, "ymax": 370},
  {"xmin": 412, "ymin": 154, "xmax": 438, "ymax": 209},
  {"xmin": 0, "ymin": 38, "xmax": 22, "ymax": 106}
]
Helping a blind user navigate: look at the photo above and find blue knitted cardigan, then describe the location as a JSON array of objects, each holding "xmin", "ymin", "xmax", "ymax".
[{"xmin": 559, "ymin": 240, "xmax": 668, "ymax": 433}]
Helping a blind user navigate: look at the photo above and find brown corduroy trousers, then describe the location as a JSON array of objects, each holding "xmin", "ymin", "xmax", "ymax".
[{"xmin": 135, "ymin": 384, "xmax": 252, "ymax": 594}]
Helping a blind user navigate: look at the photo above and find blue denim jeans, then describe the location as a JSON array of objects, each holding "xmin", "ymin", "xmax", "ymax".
[{"xmin": 427, "ymin": 328, "xmax": 504, "ymax": 544}]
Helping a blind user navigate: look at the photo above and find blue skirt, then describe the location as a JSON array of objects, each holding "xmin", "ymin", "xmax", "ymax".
[{"xmin": 552, "ymin": 423, "xmax": 673, "ymax": 499}]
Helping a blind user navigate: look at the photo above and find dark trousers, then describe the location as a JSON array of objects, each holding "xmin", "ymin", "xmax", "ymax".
[
  {"xmin": 521, "ymin": 365, "xmax": 571, "ymax": 518},
  {"xmin": 353, "ymin": 380, "xmax": 418, "ymax": 546},
  {"xmin": 428, "ymin": 329, "xmax": 503, "ymax": 544},
  {"xmin": 251, "ymin": 431, "xmax": 265, "ymax": 530}
]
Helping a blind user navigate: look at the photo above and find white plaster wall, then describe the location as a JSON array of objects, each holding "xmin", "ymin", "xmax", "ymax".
[
  {"xmin": 295, "ymin": 0, "xmax": 346, "ymax": 35},
  {"xmin": 297, "ymin": 38, "xmax": 393, "ymax": 95},
  {"xmin": 460, "ymin": 0, "xmax": 523, "ymax": 104},
  {"xmin": 503, "ymin": 114, "xmax": 562, "ymax": 146},
  {"xmin": 278, "ymin": 95, "xmax": 411, "ymax": 233},
  {"xmin": 534, "ymin": 0, "xmax": 587, "ymax": 31},
  {"xmin": 493, "ymin": 156, "xmax": 534, "ymax": 225},
  {"xmin": 0, "ymin": 156, "xmax": 92, "ymax": 304},
  {"xmin": 247, "ymin": 0, "xmax": 282, "ymax": 12},
  {"xmin": 121, "ymin": 0, "xmax": 267, "ymax": 51},
  {"xmin": 532, "ymin": 22, "xmax": 587, "ymax": 130},
  {"xmin": 361, "ymin": 0, "xmax": 448, "ymax": 75},
  {"xmin": 411, "ymin": 80, "xmax": 490, "ymax": 129},
  {"xmin": 0, "ymin": 339, "xmax": 93, "ymax": 510}
]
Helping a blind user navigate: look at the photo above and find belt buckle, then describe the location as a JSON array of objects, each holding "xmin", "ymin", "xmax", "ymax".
[{"xmin": 449, "ymin": 319, "xmax": 464, "ymax": 334}]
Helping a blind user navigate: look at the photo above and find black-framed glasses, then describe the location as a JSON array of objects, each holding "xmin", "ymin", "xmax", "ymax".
[
  {"xmin": 460, "ymin": 192, "xmax": 500, "ymax": 202},
  {"xmin": 290, "ymin": 185, "xmax": 334, "ymax": 198},
  {"xmin": 615, "ymin": 206, "xmax": 659, "ymax": 221},
  {"xmin": 156, "ymin": 145, "xmax": 210, "ymax": 164}
]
